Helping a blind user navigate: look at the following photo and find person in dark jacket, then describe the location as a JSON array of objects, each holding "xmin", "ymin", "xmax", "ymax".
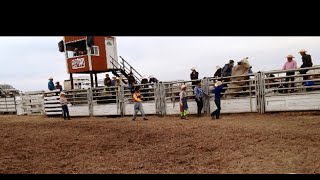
[
  {"xmin": 73, "ymin": 48, "xmax": 79, "ymax": 56},
  {"xmin": 299, "ymin": 49, "xmax": 313, "ymax": 81},
  {"xmin": 127, "ymin": 72, "xmax": 136, "ymax": 93},
  {"xmin": 140, "ymin": 76, "xmax": 149, "ymax": 101},
  {"xmin": 214, "ymin": 66, "xmax": 222, "ymax": 78},
  {"xmin": 149, "ymin": 75, "xmax": 158, "ymax": 84},
  {"xmin": 127, "ymin": 72, "xmax": 136, "ymax": 85},
  {"xmin": 190, "ymin": 67, "xmax": 199, "ymax": 91},
  {"xmin": 221, "ymin": 60, "xmax": 234, "ymax": 77},
  {"xmin": 104, "ymin": 74, "xmax": 112, "ymax": 87},
  {"xmin": 55, "ymin": 81, "xmax": 63, "ymax": 92},
  {"xmin": 48, "ymin": 77, "xmax": 55, "ymax": 91},
  {"xmin": 210, "ymin": 81, "xmax": 224, "ymax": 119}
]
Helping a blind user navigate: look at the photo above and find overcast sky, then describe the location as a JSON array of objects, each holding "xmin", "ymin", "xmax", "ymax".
[{"xmin": 0, "ymin": 36, "xmax": 319, "ymax": 92}]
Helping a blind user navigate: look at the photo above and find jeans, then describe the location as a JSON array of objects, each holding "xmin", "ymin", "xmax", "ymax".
[
  {"xmin": 299, "ymin": 65, "xmax": 310, "ymax": 81},
  {"xmin": 285, "ymin": 72, "xmax": 295, "ymax": 92},
  {"xmin": 133, "ymin": 102, "xmax": 146, "ymax": 119},
  {"xmin": 195, "ymin": 98, "xmax": 203, "ymax": 115},
  {"xmin": 211, "ymin": 99, "xmax": 221, "ymax": 119},
  {"xmin": 62, "ymin": 105, "xmax": 70, "ymax": 120}
]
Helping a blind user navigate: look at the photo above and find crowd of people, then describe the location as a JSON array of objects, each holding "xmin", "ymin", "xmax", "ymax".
[{"xmin": 183, "ymin": 49, "xmax": 315, "ymax": 120}]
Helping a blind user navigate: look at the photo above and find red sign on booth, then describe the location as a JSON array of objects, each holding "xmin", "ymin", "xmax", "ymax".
[{"xmin": 72, "ymin": 58, "xmax": 85, "ymax": 69}]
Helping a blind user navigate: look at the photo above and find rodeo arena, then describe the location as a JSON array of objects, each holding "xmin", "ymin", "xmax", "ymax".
[{"xmin": 0, "ymin": 36, "xmax": 320, "ymax": 174}]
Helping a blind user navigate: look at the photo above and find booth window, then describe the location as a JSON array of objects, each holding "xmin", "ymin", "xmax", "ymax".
[
  {"xmin": 90, "ymin": 46, "xmax": 99, "ymax": 56},
  {"xmin": 65, "ymin": 39, "xmax": 87, "ymax": 58}
]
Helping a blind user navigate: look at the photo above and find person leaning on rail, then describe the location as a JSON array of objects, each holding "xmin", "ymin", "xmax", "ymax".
[{"xmin": 282, "ymin": 54, "xmax": 297, "ymax": 93}]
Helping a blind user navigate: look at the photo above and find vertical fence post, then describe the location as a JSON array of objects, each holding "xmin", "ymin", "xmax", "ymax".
[
  {"xmin": 261, "ymin": 72, "xmax": 266, "ymax": 114},
  {"xmin": 249, "ymin": 76, "xmax": 252, "ymax": 112},
  {"xmin": 160, "ymin": 82, "xmax": 166, "ymax": 116},
  {"xmin": 155, "ymin": 83, "xmax": 160, "ymax": 116},
  {"xmin": 256, "ymin": 72, "xmax": 266, "ymax": 114},
  {"xmin": 120, "ymin": 85, "xmax": 124, "ymax": 116},
  {"xmin": 41, "ymin": 91, "xmax": 45, "ymax": 115},
  {"xmin": 255, "ymin": 73, "xmax": 260, "ymax": 113},
  {"xmin": 88, "ymin": 88, "xmax": 93, "ymax": 117},
  {"xmin": 202, "ymin": 78, "xmax": 209, "ymax": 115}
]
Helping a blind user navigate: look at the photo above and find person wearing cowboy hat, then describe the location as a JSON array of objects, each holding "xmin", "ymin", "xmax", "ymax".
[
  {"xmin": 194, "ymin": 81, "xmax": 207, "ymax": 117},
  {"xmin": 55, "ymin": 81, "xmax": 63, "ymax": 92},
  {"xmin": 132, "ymin": 86, "xmax": 148, "ymax": 121},
  {"xmin": 179, "ymin": 85, "xmax": 189, "ymax": 120},
  {"xmin": 210, "ymin": 81, "xmax": 224, "ymax": 120},
  {"xmin": 48, "ymin": 77, "xmax": 55, "ymax": 91},
  {"xmin": 59, "ymin": 92, "xmax": 71, "ymax": 120},
  {"xmin": 282, "ymin": 54, "xmax": 298, "ymax": 93},
  {"xmin": 298, "ymin": 49, "xmax": 313, "ymax": 81},
  {"xmin": 190, "ymin": 67, "xmax": 199, "ymax": 92}
]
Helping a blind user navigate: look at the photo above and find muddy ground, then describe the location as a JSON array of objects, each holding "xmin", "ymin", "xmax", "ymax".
[{"xmin": 0, "ymin": 112, "xmax": 319, "ymax": 174}]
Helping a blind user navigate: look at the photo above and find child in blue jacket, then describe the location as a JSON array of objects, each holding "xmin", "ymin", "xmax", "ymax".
[{"xmin": 211, "ymin": 81, "xmax": 224, "ymax": 119}]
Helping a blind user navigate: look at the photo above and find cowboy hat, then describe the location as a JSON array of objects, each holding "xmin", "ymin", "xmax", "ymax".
[
  {"xmin": 48, "ymin": 77, "xmax": 53, "ymax": 80},
  {"xmin": 286, "ymin": 54, "xmax": 295, "ymax": 58},
  {"xmin": 181, "ymin": 85, "xmax": 186, "ymax": 90},
  {"xmin": 299, "ymin": 49, "xmax": 307, "ymax": 53},
  {"xmin": 191, "ymin": 67, "xmax": 197, "ymax": 71},
  {"xmin": 60, "ymin": 92, "xmax": 65, "ymax": 96},
  {"xmin": 215, "ymin": 81, "xmax": 222, "ymax": 86}
]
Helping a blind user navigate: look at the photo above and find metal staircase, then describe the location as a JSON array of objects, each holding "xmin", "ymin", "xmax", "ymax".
[{"xmin": 109, "ymin": 56, "xmax": 143, "ymax": 84}]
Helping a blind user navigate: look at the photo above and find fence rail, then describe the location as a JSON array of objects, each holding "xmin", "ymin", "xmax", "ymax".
[{"xmin": 3, "ymin": 66, "xmax": 320, "ymax": 117}]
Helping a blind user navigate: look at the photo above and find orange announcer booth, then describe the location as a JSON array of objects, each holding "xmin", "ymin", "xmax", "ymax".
[{"xmin": 58, "ymin": 36, "xmax": 119, "ymax": 89}]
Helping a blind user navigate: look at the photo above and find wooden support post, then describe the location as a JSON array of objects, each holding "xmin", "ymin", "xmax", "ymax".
[
  {"xmin": 70, "ymin": 73, "xmax": 74, "ymax": 89},
  {"xmin": 90, "ymin": 73, "xmax": 94, "ymax": 88},
  {"xmin": 94, "ymin": 73, "xmax": 98, "ymax": 87}
]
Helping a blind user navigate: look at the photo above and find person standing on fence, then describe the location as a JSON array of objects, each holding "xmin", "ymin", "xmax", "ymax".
[
  {"xmin": 180, "ymin": 85, "xmax": 189, "ymax": 120},
  {"xmin": 282, "ymin": 54, "xmax": 297, "ymax": 93},
  {"xmin": 221, "ymin": 60, "xmax": 234, "ymax": 77},
  {"xmin": 128, "ymin": 72, "xmax": 136, "ymax": 93},
  {"xmin": 59, "ymin": 92, "xmax": 71, "ymax": 120},
  {"xmin": 48, "ymin": 77, "xmax": 55, "ymax": 91},
  {"xmin": 55, "ymin": 81, "xmax": 63, "ymax": 92},
  {"xmin": 298, "ymin": 49, "xmax": 313, "ymax": 81},
  {"xmin": 210, "ymin": 81, "xmax": 223, "ymax": 120},
  {"xmin": 194, "ymin": 81, "xmax": 206, "ymax": 117},
  {"xmin": 132, "ymin": 86, "xmax": 148, "ymax": 121},
  {"xmin": 149, "ymin": 75, "xmax": 158, "ymax": 84},
  {"xmin": 190, "ymin": 67, "xmax": 199, "ymax": 91},
  {"xmin": 214, "ymin": 66, "xmax": 222, "ymax": 78}
]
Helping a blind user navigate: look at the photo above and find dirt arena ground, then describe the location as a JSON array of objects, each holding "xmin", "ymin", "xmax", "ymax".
[{"xmin": 0, "ymin": 112, "xmax": 319, "ymax": 174}]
